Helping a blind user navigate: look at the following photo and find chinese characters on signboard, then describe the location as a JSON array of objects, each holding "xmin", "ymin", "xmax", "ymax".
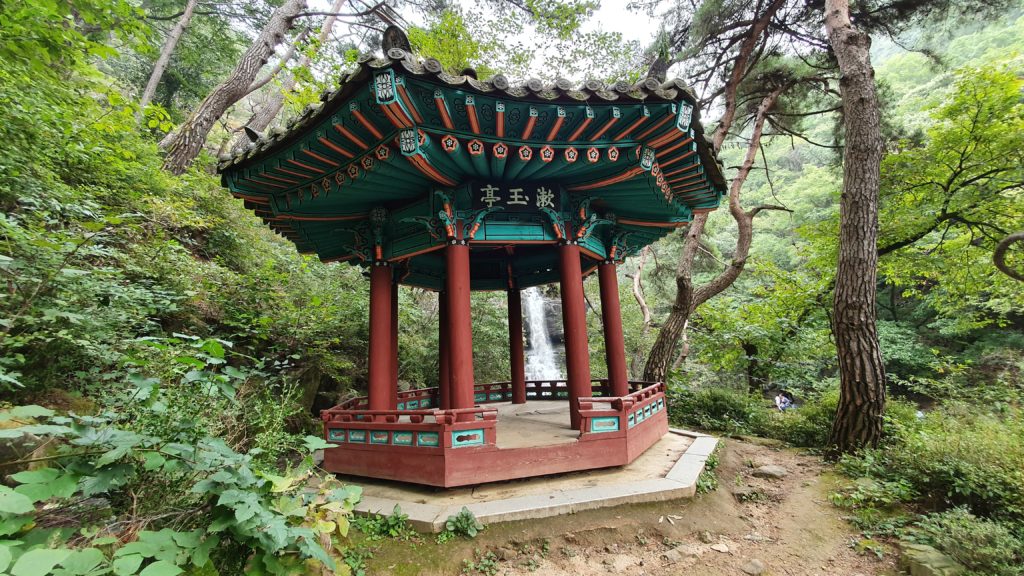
[{"xmin": 470, "ymin": 182, "xmax": 562, "ymax": 211}]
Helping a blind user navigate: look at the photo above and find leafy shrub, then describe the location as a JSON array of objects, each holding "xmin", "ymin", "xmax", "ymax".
[
  {"xmin": 764, "ymin": 388, "xmax": 839, "ymax": 447},
  {"xmin": 909, "ymin": 508, "xmax": 1023, "ymax": 576},
  {"xmin": 0, "ymin": 404, "xmax": 360, "ymax": 575},
  {"xmin": 353, "ymin": 504, "xmax": 416, "ymax": 540},
  {"xmin": 666, "ymin": 385, "xmax": 771, "ymax": 435},
  {"xmin": 840, "ymin": 406, "xmax": 1024, "ymax": 526},
  {"xmin": 444, "ymin": 506, "xmax": 484, "ymax": 538}
]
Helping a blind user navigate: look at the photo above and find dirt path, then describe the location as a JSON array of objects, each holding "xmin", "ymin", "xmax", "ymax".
[{"xmin": 368, "ymin": 438, "xmax": 899, "ymax": 575}]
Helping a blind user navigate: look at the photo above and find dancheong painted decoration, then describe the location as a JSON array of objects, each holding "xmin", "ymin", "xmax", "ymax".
[{"xmin": 219, "ymin": 31, "xmax": 725, "ymax": 488}]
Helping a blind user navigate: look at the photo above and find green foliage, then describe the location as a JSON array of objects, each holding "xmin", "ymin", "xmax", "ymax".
[
  {"xmin": 696, "ymin": 447, "xmax": 720, "ymax": 494},
  {"xmin": 443, "ymin": 507, "xmax": 484, "ymax": 539},
  {"xmin": 908, "ymin": 508, "xmax": 1023, "ymax": 576},
  {"xmin": 838, "ymin": 406, "xmax": 1024, "ymax": 526},
  {"xmin": 352, "ymin": 505, "xmax": 416, "ymax": 540},
  {"xmin": 665, "ymin": 384, "xmax": 772, "ymax": 436},
  {"xmin": 0, "ymin": 404, "xmax": 362, "ymax": 575},
  {"xmin": 461, "ymin": 550, "xmax": 499, "ymax": 576}
]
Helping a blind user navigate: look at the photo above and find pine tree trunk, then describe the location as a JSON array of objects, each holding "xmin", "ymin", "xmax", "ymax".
[
  {"xmin": 162, "ymin": 0, "xmax": 307, "ymax": 175},
  {"xmin": 230, "ymin": 0, "xmax": 342, "ymax": 154},
  {"xmin": 140, "ymin": 0, "xmax": 199, "ymax": 116},
  {"xmin": 824, "ymin": 0, "xmax": 887, "ymax": 457}
]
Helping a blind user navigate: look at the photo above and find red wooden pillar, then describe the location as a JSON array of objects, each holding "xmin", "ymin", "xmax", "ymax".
[
  {"xmin": 559, "ymin": 242, "xmax": 591, "ymax": 430},
  {"xmin": 445, "ymin": 241, "xmax": 475, "ymax": 415},
  {"xmin": 508, "ymin": 289, "xmax": 526, "ymax": 404},
  {"xmin": 438, "ymin": 292, "xmax": 451, "ymax": 409},
  {"xmin": 390, "ymin": 278, "xmax": 399, "ymax": 409},
  {"xmin": 368, "ymin": 263, "xmax": 393, "ymax": 411},
  {"xmin": 598, "ymin": 261, "xmax": 629, "ymax": 397}
]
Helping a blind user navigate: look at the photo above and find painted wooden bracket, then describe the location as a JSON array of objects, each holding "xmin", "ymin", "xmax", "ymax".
[
  {"xmin": 572, "ymin": 198, "xmax": 613, "ymax": 242},
  {"xmin": 463, "ymin": 206, "xmax": 504, "ymax": 240},
  {"xmin": 340, "ymin": 223, "xmax": 372, "ymax": 262},
  {"xmin": 540, "ymin": 207, "xmax": 566, "ymax": 241},
  {"xmin": 369, "ymin": 206, "xmax": 388, "ymax": 261},
  {"xmin": 610, "ymin": 230, "xmax": 636, "ymax": 262},
  {"xmin": 400, "ymin": 215, "xmax": 442, "ymax": 240},
  {"xmin": 433, "ymin": 191, "xmax": 457, "ymax": 239}
]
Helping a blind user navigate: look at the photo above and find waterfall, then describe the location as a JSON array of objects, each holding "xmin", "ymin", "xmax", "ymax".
[{"xmin": 523, "ymin": 287, "xmax": 562, "ymax": 380}]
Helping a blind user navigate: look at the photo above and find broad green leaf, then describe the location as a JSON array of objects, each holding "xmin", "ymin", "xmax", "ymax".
[
  {"xmin": 57, "ymin": 548, "xmax": 104, "ymax": 575},
  {"xmin": 137, "ymin": 560, "xmax": 183, "ymax": 576},
  {"xmin": 0, "ymin": 406, "xmax": 54, "ymax": 421},
  {"xmin": 258, "ymin": 472, "xmax": 296, "ymax": 493},
  {"xmin": 13, "ymin": 483, "xmax": 54, "ymax": 503},
  {"xmin": 0, "ymin": 486, "xmax": 35, "ymax": 515},
  {"xmin": 142, "ymin": 452, "xmax": 166, "ymax": 471},
  {"xmin": 190, "ymin": 535, "xmax": 218, "ymax": 568},
  {"xmin": 111, "ymin": 554, "xmax": 143, "ymax": 576},
  {"xmin": 10, "ymin": 469, "xmax": 59, "ymax": 484},
  {"xmin": 11, "ymin": 548, "xmax": 71, "ymax": 576},
  {"xmin": 0, "ymin": 545, "xmax": 11, "ymax": 572},
  {"xmin": 301, "ymin": 436, "xmax": 332, "ymax": 452}
]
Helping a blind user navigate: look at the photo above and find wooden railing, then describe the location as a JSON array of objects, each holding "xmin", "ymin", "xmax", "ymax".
[
  {"xmin": 578, "ymin": 382, "xmax": 667, "ymax": 436},
  {"xmin": 332, "ymin": 379, "xmax": 663, "ymax": 412},
  {"xmin": 321, "ymin": 405, "xmax": 498, "ymax": 449},
  {"xmin": 322, "ymin": 380, "xmax": 666, "ymax": 449}
]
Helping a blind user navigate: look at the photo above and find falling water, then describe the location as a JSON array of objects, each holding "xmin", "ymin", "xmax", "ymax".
[{"xmin": 523, "ymin": 287, "xmax": 562, "ymax": 380}]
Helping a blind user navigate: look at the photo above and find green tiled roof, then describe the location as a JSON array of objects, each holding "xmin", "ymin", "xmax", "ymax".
[{"xmin": 219, "ymin": 49, "xmax": 726, "ymax": 290}]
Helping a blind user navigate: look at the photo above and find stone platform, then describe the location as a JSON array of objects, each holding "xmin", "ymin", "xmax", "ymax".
[{"xmin": 336, "ymin": 429, "xmax": 718, "ymax": 532}]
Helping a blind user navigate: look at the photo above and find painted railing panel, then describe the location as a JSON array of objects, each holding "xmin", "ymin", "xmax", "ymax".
[{"xmin": 578, "ymin": 382, "xmax": 667, "ymax": 438}]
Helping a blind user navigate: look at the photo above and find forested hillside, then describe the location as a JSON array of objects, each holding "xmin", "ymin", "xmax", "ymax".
[{"xmin": 0, "ymin": 0, "xmax": 1021, "ymax": 575}]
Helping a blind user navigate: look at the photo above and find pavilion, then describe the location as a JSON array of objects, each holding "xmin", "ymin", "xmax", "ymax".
[{"xmin": 218, "ymin": 37, "xmax": 725, "ymax": 488}]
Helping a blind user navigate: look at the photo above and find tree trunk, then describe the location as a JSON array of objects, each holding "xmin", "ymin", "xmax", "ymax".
[
  {"xmin": 643, "ymin": 87, "xmax": 787, "ymax": 383},
  {"xmin": 628, "ymin": 247, "xmax": 653, "ymax": 378},
  {"xmin": 139, "ymin": 0, "xmax": 199, "ymax": 117},
  {"xmin": 993, "ymin": 231, "xmax": 1024, "ymax": 282},
  {"xmin": 745, "ymin": 340, "xmax": 761, "ymax": 389},
  {"xmin": 824, "ymin": 0, "xmax": 887, "ymax": 457},
  {"xmin": 230, "ymin": 0, "xmax": 342, "ymax": 154},
  {"xmin": 162, "ymin": 0, "xmax": 307, "ymax": 175}
]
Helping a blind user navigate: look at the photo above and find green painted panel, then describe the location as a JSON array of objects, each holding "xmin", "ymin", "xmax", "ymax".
[
  {"xmin": 417, "ymin": 432, "xmax": 440, "ymax": 447},
  {"xmin": 348, "ymin": 430, "xmax": 367, "ymax": 443},
  {"xmin": 328, "ymin": 429, "xmax": 346, "ymax": 442},
  {"xmin": 589, "ymin": 416, "xmax": 620, "ymax": 433},
  {"xmin": 369, "ymin": 431, "xmax": 390, "ymax": 444},
  {"xmin": 393, "ymin": 431, "xmax": 414, "ymax": 446},
  {"xmin": 451, "ymin": 428, "xmax": 485, "ymax": 447}
]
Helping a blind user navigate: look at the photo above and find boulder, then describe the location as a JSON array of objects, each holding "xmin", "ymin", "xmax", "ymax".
[
  {"xmin": 900, "ymin": 543, "xmax": 965, "ymax": 576},
  {"xmin": 752, "ymin": 465, "xmax": 788, "ymax": 479}
]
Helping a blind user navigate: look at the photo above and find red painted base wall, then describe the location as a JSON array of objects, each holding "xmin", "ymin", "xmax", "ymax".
[{"xmin": 322, "ymin": 409, "xmax": 669, "ymax": 488}]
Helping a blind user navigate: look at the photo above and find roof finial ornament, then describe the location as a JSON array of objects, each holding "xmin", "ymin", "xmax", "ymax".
[{"xmin": 382, "ymin": 25, "xmax": 411, "ymax": 54}]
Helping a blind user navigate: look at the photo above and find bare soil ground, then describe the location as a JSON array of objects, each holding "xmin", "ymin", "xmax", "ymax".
[{"xmin": 367, "ymin": 437, "xmax": 900, "ymax": 576}]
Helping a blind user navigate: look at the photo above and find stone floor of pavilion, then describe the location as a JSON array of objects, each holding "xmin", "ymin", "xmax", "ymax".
[{"xmin": 493, "ymin": 401, "xmax": 583, "ymax": 449}]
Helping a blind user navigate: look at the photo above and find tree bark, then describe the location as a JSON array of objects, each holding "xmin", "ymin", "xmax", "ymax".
[
  {"xmin": 742, "ymin": 341, "xmax": 760, "ymax": 394},
  {"xmin": 162, "ymin": 0, "xmax": 307, "ymax": 175},
  {"xmin": 708, "ymin": 0, "xmax": 786, "ymax": 150},
  {"xmin": 628, "ymin": 246, "xmax": 653, "ymax": 378},
  {"xmin": 139, "ymin": 0, "xmax": 199, "ymax": 117},
  {"xmin": 643, "ymin": 87, "xmax": 787, "ymax": 383},
  {"xmin": 824, "ymin": 0, "xmax": 887, "ymax": 457},
  {"xmin": 230, "ymin": 0, "xmax": 342, "ymax": 154}
]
